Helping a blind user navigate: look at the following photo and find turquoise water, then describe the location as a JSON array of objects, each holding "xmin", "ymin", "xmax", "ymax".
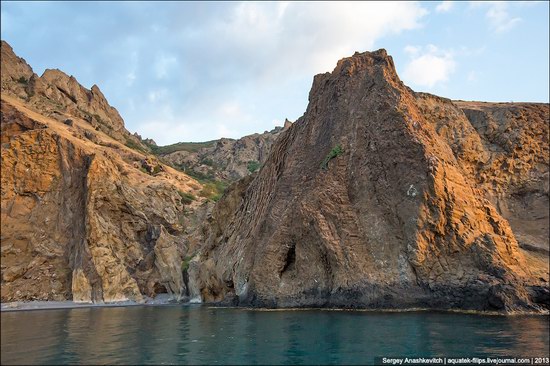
[{"xmin": 1, "ymin": 305, "xmax": 548, "ymax": 365}]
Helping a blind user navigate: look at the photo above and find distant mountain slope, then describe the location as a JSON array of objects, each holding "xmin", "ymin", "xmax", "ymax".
[{"xmin": 155, "ymin": 120, "xmax": 292, "ymax": 183}]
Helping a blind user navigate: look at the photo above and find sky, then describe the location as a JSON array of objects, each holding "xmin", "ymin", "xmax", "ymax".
[{"xmin": 1, "ymin": 1, "xmax": 549, "ymax": 145}]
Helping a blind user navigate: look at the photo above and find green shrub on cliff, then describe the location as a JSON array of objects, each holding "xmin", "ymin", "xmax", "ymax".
[
  {"xmin": 199, "ymin": 181, "xmax": 227, "ymax": 202},
  {"xmin": 178, "ymin": 190, "xmax": 196, "ymax": 205},
  {"xmin": 152, "ymin": 165, "xmax": 162, "ymax": 175},
  {"xmin": 247, "ymin": 160, "xmax": 261, "ymax": 173},
  {"xmin": 320, "ymin": 145, "xmax": 344, "ymax": 170},
  {"xmin": 181, "ymin": 255, "xmax": 194, "ymax": 272}
]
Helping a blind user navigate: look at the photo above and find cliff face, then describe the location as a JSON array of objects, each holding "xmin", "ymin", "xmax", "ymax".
[
  {"xmin": 189, "ymin": 50, "xmax": 549, "ymax": 312},
  {"xmin": 452, "ymin": 101, "xmax": 548, "ymax": 254},
  {"xmin": 2, "ymin": 41, "xmax": 548, "ymax": 312},
  {"xmin": 1, "ymin": 42, "xmax": 204, "ymax": 303}
]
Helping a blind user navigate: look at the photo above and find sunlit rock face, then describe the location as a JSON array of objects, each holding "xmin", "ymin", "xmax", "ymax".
[
  {"xmin": 190, "ymin": 50, "xmax": 549, "ymax": 312},
  {"xmin": 1, "ymin": 40, "xmax": 205, "ymax": 303}
]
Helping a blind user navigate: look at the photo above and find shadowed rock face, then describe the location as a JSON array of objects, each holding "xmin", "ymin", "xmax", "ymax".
[
  {"xmin": 190, "ymin": 50, "xmax": 549, "ymax": 312},
  {"xmin": 1, "ymin": 41, "xmax": 204, "ymax": 303}
]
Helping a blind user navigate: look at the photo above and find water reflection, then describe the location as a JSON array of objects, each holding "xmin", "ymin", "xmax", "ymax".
[{"xmin": 1, "ymin": 307, "xmax": 549, "ymax": 365}]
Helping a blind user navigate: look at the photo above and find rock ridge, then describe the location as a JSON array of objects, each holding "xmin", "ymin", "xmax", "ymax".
[
  {"xmin": 1, "ymin": 40, "xmax": 145, "ymax": 149},
  {"xmin": 189, "ymin": 49, "xmax": 549, "ymax": 312}
]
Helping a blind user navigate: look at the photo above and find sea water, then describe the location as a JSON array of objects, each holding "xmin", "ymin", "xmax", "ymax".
[{"xmin": 1, "ymin": 305, "xmax": 548, "ymax": 365}]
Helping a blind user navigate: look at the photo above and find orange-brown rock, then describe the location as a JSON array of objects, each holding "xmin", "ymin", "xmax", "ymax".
[
  {"xmin": 1, "ymin": 41, "xmax": 204, "ymax": 303},
  {"xmin": 189, "ymin": 50, "xmax": 549, "ymax": 312},
  {"xmin": 1, "ymin": 40, "xmax": 145, "ymax": 150}
]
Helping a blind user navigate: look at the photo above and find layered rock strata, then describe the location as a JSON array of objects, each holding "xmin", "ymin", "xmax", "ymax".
[{"xmin": 190, "ymin": 50, "xmax": 549, "ymax": 312}]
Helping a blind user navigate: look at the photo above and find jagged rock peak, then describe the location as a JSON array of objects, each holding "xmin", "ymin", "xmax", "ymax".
[
  {"xmin": 337, "ymin": 49, "xmax": 393, "ymax": 72},
  {"xmin": 308, "ymin": 48, "xmax": 402, "ymax": 104},
  {"xmin": 1, "ymin": 40, "xmax": 33, "ymax": 85},
  {"xmin": 283, "ymin": 118, "xmax": 293, "ymax": 129},
  {"xmin": 0, "ymin": 40, "xmax": 146, "ymax": 148}
]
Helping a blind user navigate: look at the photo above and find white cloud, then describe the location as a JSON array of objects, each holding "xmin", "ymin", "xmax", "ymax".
[
  {"xmin": 0, "ymin": 2, "xmax": 431, "ymax": 143},
  {"xmin": 216, "ymin": 123, "xmax": 239, "ymax": 139},
  {"xmin": 470, "ymin": 2, "xmax": 522, "ymax": 33},
  {"xmin": 404, "ymin": 45, "xmax": 420, "ymax": 56},
  {"xmin": 218, "ymin": 101, "xmax": 245, "ymax": 119},
  {"xmin": 214, "ymin": 1, "xmax": 429, "ymax": 78},
  {"xmin": 125, "ymin": 51, "xmax": 138, "ymax": 86},
  {"xmin": 137, "ymin": 120, "xmax": 191, "ymax": 145},
  {"xmin": 126, "ymin": 71, "xmax": 136, "ymax": 86},
  {"xmin": 154, "ymin": 54, "xmax": 178, "ymax": 79},
  {"xmin": 402, "ymin": 45, "xmax": 456, "ymax": 88},
  {"xmin": 147, "ymin": 89, "xmax": 168, "ymax": 103},
  {"xmin": 486, "ymin": 3, "xmax": 521, "ymax": 33},
  {"xmin": 436, "ymin": 1, "xmax": 454, "ymax": 13},
  {"xmin": 146, "ymin": 2, "xmax": 430, "ymax": 141}
]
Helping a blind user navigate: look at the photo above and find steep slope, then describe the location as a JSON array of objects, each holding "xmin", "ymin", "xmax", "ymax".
[
  {"xmin": 454, "ymin": 100, "xmax": 548, "ymax": 254},
  {"xmin": 1, "ymin": 41, "xmax": 204, "ymax": 303},
  {"xmin": 415, "ymin": 95, "xmax": 549, "ymax": 282},
  {"xmin": 189, "ymin": 50, "xmax": 549, "ymax": 312}
]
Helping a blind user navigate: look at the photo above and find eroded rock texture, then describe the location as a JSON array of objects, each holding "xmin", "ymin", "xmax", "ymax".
[
  {"xmin": 190, "ymin": 50, "xmax": 549, "ymax": 312},
  {"xmin": 1, "ymin": 41, "xmax": 204, "ymax": 303}
]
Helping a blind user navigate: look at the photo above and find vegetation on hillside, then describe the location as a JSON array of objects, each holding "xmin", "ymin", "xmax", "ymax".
[
  {"xmin": 198, "ymin": 180, "xmax": 227, "ymax": 202},
  {"xmin": 125, "ymin": 137, "xmax": 148, "ymax": 153},
  {"xmin": 247, "ymin": 160, "xmax": 261, "ymax": 173},
  {"xmin": 178, "ymin": 190, "xmax": 196, "ymax": 205},
  {"xmin": 321, "ymin": 145, "xmax": 344, "ymax": 170},
  {"xmin": 147, "ymin": 140, "xmax": 217, "ymax": 155},
  {"xmin": 172, "ymin": 163, "xmax": 227, "ymax": 202}
]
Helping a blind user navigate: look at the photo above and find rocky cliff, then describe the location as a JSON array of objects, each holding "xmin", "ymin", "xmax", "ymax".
[
  {"xmin": 189, "ymin": 50, "xmax": 549, "ymax": 312},
  {"xmin": 2, "ymin": 41, "xmax": 548, "ymax": 312},
  {"xmin": 1, "ymin": 41, "xmax": 204, "ymax": 303},
  {"xmin": 1, "ymin": 40, "xmax": 147, "ymax": 151}
]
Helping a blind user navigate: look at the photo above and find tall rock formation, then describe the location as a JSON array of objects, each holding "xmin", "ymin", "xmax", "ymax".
[
  {"xmin": 190, "ymin": 50, "xmax": 549, "ymax": 312},
  {"xmin": 1, "ymin": 41, "xmax": 204, "ymax": 303}
]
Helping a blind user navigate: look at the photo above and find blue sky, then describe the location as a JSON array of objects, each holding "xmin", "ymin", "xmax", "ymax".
[{"xmin": 1, "ymin": 1, "xmax": 548, "ymax": 144}]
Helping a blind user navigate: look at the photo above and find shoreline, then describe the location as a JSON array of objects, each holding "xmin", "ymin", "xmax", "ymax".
[
  {"xmin": 233, "ymin": 306, "xmax": 550, "ymax": 316},
  {"xmin": 0, "ymin": 294, "xmax": 182, "ymax": 312},
  {"xmin": 2, "ymin": 299, "xmax": 548, "ymax": 316}
]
